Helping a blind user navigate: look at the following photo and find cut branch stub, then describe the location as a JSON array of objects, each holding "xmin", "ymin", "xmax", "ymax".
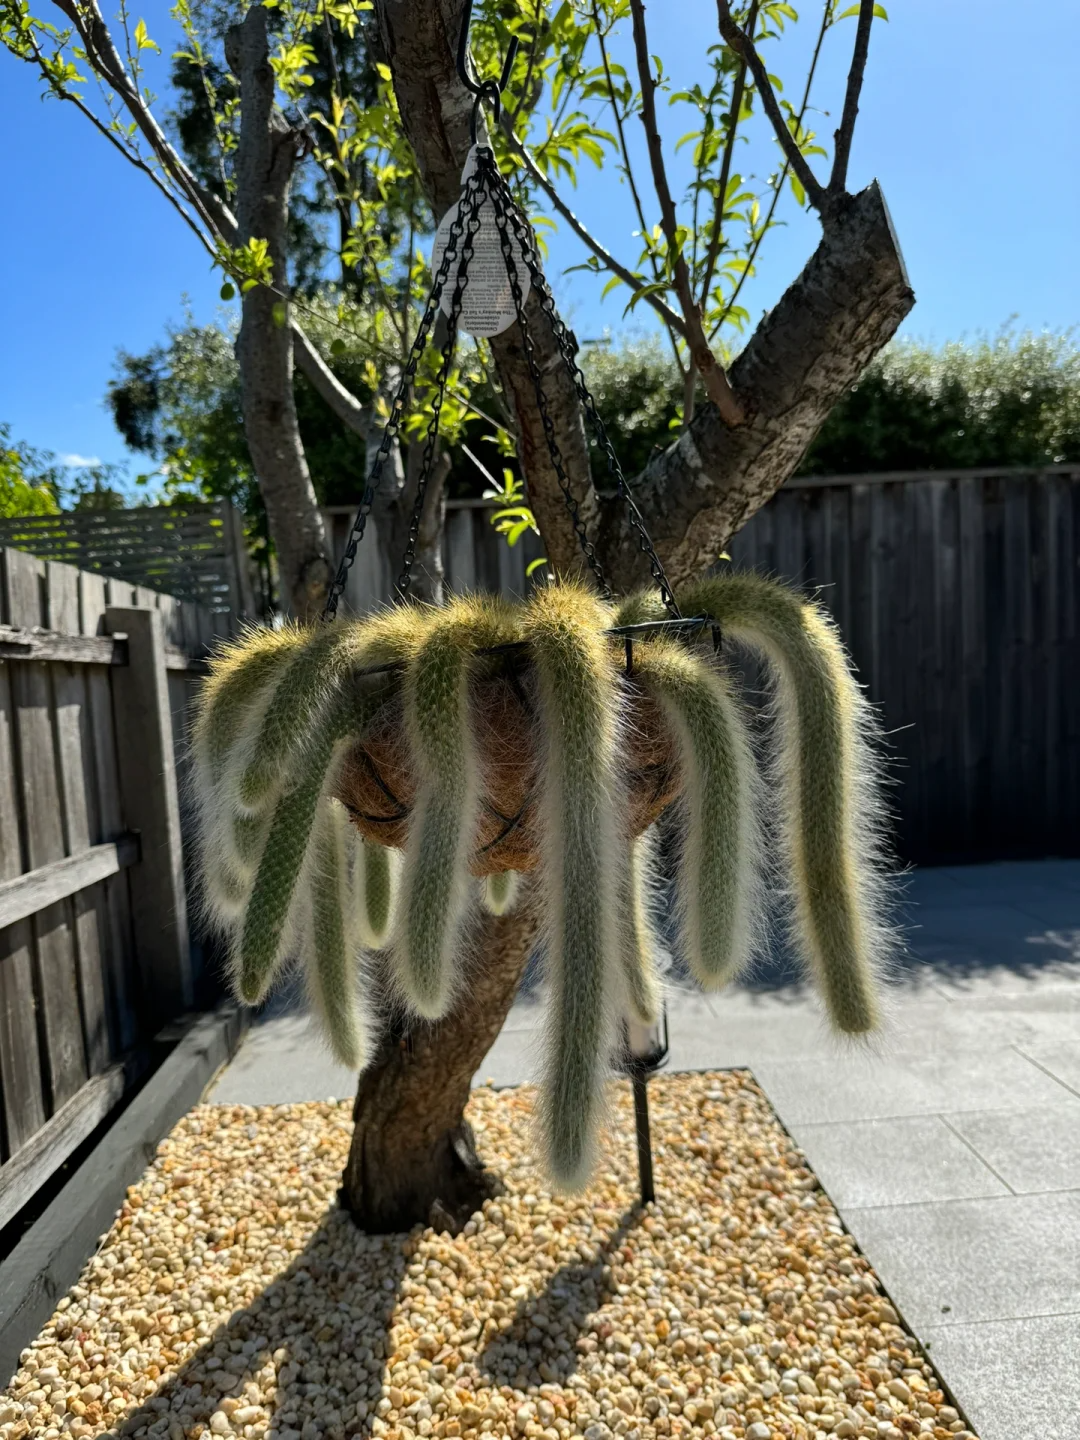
[{"xmin": 334, "ymin": 661, "xmax": 680, "ymax": 876}]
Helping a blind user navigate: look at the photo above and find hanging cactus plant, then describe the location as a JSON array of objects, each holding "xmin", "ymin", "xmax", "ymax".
[{"xmin": 194, "ymin": 574, "xmax": 893, "ymax": 1188}]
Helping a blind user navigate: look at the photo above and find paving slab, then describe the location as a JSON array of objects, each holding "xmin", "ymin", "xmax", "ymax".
[
  {"xmin": 945, "ymin": 1101, "xmax": 1080, "ymax": 1194},
  {"xmin": 843, "ymin": 1189, "xmax": 1080, "ymax": 1331},
  {"xmin": 1012, "ymin": 1039, "xmax": 1080, "ymax": 1097},
  {"xmin": 787, "ymin": 1115, "xmax": 1009, "ymax": 1207},
  {"xmin": 920, "ymin": 1312, "xmax": 1080, "ymax": 1440},
  {"xmin": 750, "ymin": 1044, "xmax": 1073, "ymax": 1125}
]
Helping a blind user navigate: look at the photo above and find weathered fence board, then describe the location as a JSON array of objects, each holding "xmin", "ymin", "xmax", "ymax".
[
  {"xmin": 0, "ymin": 501, "xmax": 264, "ymax": 615},
  {"xmin": 0, "ymin": 549, "xmax": 231, "ymax": 1220}
]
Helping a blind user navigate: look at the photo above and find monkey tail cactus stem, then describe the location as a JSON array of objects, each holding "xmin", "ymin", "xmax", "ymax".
[
  {"xmin": 525, "ymin": 582, "xmax": 622, "ymax": 1191},
  {"xmin": 304, "ymin": 803, "xmax": 370, "ymax": 1070},
  {"xmin": 680, "ymin": 573, "xmax": 892, "ymax": 1034},
  {"xmin": 394, "ymin": 596, "xmax": 521, "ymax": 1020},
  {"xmin": 616, "ymin": 829, "xmax": 663, "ymax": 1026},
  {"xmin": 632, "ymin": 640, "xmax": 762, "ymax": 989}
]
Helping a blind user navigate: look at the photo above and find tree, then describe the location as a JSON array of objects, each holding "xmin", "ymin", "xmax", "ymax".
[
  {"xmin": 0, "ymin": 425, "xmax": 61, "ymax": 517},
  {"xmin": 803, "ymin": 328, "xmax": 1080, "ymax": 473},
  {"xmin": 2, "ymin": 0, "xmax": 912, "ymax": 1227}
]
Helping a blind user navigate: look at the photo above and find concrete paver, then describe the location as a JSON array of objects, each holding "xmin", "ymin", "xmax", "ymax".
[{"xmin": 784, "ymin": 1114, "xmax": 1009, "ymax": 1207}]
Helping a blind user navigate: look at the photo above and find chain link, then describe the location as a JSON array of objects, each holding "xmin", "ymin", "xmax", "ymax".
[
  {"xmin": 479, "ymin": 151, "xmax": 614, "ymax": 601},
  {"xmin": 325, "ymin": 146, "xmax": 680, "ymax": 621},
  {"xmin": 321, "ymin": 165, "xmax": 488, "ymax": 621},
  {"xmin": 396, "ymin": 181, "xmax": 486, "ymax": 598}
]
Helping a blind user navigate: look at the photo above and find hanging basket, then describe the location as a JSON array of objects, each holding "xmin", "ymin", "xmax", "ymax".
[{"xmin": 334, "ymin": 643, "xmax": 682, "ymax": 875}]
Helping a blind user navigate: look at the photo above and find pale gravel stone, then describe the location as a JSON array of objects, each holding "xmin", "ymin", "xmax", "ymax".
[{"xmin": 0, "ymin": 1073, "xmax": 976, "ymax": 1440}]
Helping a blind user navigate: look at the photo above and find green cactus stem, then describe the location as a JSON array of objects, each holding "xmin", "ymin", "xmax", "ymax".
[
  {"xmin": 354, "ymin": 836, "xmax": 397, "ymax": 949},
  {"xmin": 481, "ymin": 869, "xmax": 520, "ymax": 917},
  {"xmin": 395, "ymin": 597, "xmax": 521, "ymax": 1020},
  {"xmin": 305, "ymin": 804, "xmax": 369, "ymax": 1070},
  {"xmin": 617, "ymin": 830, "xmax": 663, "ymax": 1026},
  {"xmin": 632, "ymin": 640, "xmax": 761, "ymax": 989},
  {"xmin": 679, "ymin": 573, "xmax": 890, "ymax": 1034},
  {"xmin": 526, "ymin": 582, "xmax": 621, "ymax": 1191}
]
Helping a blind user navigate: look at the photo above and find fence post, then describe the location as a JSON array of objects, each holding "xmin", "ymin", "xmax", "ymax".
[{"xmin": 104, "ymin": 606, "xmax": 192, "ymax": 1024}]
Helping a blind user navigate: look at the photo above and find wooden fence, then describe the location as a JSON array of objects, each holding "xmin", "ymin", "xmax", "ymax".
[
  {"xmin": 0, "ymin": 547, "xmax": 231, "ymax": 1232},
  {"xmin": 0, "ymin": 501, "xmax": 264, "ymax": 616},
  {"xmin": 333, "ymin": 466, "xmax": 1080, "ymax": 863}
]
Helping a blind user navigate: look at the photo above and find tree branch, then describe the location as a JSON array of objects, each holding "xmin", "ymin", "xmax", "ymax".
[
  {"xmin": 714, "ymin": 0, "xmax": 831, "ymax": 217},
  {"xmin": 291, "ymin": 326, "xmax": 372, "ymax": 437},
  {"xmin": 228, "ymin": 4, "xmax": 330, "ymax": 617},
  {"xmin": 699, "ymin": 0, "xmax": 757, "ymax": 307},
  {"xmin": 53, "ymin": 0, "xmax": 240, "ymax": 244},
  {"xmin": 708, "ymin": 0, "xmax": 832, "ymax": 343},
  {"xmin": 628, "ymin": 0, "xmax": 745, "ymax": 427},
  {"xmin": 498, "ymin": 114, "xmax": 687, "ymax": 341},
  {"xmin": 596, "ymin": 181, "xmax": 914, "ymax": 590},
  {"xmin": 829, "ymin": 0, "xmax": 876, "ymax": 196}
]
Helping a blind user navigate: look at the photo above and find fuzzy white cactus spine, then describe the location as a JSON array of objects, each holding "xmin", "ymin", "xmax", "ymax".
[
  {"xmin": 481, "ymin": 870, "xmax": 520, "ymax": 917},
  {"xmin": 304, "ymin": 803, "xmax": 370, "ymax": 1069},
  {"xmin": 526, "ymin": 582, "xmax": 622, "ymax": 1191},
  {"xmin": 237, "ymin": 606, "xmax": 429, "ymax": 814},
  {"xmin": 395, "ymin": 596, "xmax": 520, "ymax": 1020},
  {"xmin": 681, "ymin": 573, "xmax": 890, "ymax": 1034},
  {"xmin": 233, "ymin": 709, "xmax": 346, "ymax": 1004},
  {"xmin": 191, "ymin": 626, "xmax": 303, "ymax": 927},
  {"xmin": 617, "ymin": 830, "xmax": 663, "ymax": 1026},
  {"xmin": 633, "ymin": 640, "xmax": 761, "ymax": 989}
]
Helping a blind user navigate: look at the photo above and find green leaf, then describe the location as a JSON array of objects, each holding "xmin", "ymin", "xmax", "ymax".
[
  {"xmin": 271, "ymin": 301, "xmax": 287, "ymax": 328},
  {"xmin": 330, "ymin": 337, "xmax": 347, "ymax": 356},
  {"xmin": 219, "ymin": 281, "xmax": 235, "ymax": 301},
  {"xmin": 133, "ymin": 19, "xmax": 159, "ymax": 52},
  {"xmin": 526, "ymin": 557, "xmax": 549, "ymax": 579}
]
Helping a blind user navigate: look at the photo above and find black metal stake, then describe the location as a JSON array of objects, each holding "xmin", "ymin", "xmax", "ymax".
[{"xmin": 632, "ymin": 1069, "xmax": 655, "ymax": 1205}]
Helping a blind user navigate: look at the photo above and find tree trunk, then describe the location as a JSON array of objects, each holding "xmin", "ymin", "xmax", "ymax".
[
  {"xmin": 229, "ymin": 7, "xmax": 333, "ymax": 621},
  {"xmin": 341, "ymin": 884, "xmax": 539, "ymax": 1231}
]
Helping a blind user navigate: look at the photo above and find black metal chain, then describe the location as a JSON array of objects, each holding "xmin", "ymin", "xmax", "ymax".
[
  {"xmin": 321, "ymin": 164, "xmax": 488, "ymax": 621},
  {"xmin": 325, "ymin": 145, "xmax": 681, "ymax": 620},
  {"xmin": 482, "ymin": 155, "xmax": 681, "ymax": 618},
  {"xmin": 480, "ymin": 152, "xmax": 614, "ymax": 601},
  {"xmin": 396, "ymin": 181, "xmax": 485, "ymax": 598}
]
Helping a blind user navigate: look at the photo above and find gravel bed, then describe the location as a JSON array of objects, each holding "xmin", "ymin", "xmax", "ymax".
[{"xmin": 1, "ymin": 1071, "xmax": 977, "ymax": 1440}]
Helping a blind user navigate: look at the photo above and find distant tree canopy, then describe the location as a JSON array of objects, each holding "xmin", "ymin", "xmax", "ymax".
[
  {"xmin": 107, "ymin": 325, "xmax": 1080, "ymax": 530},
  {"xmin": 0, "ymin": 425, "xmax": 59, "ymax": 518},
  {"xmin": 804, "ymin": 330, "xmax": 1080, "ymax": 474},
  {"xmin": 0, "ymin": 425, "xmax": 127, "ymax": 517}
]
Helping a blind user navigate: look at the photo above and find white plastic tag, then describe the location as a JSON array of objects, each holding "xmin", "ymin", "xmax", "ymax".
[{"xmin": 429, "ymin": 146, "xmax": 530, "ymax": 339}]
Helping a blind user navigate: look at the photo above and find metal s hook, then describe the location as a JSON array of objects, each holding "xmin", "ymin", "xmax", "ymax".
[{"xmin": 456, "ymin": 0, "xmax": 519, "ymax": 144}]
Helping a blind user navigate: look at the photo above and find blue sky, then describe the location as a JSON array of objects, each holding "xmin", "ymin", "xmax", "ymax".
[{"xmin": 2, "ymin": 0, "xmax": 1078, "ymax": 478}]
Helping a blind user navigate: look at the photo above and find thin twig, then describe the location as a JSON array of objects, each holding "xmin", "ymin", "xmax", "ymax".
[
  {"xmin": 24, "ymin": 33, "xmax": 219, "ymax": 262},
  {"xmin": 714, "ymin": 0, "xmax": 830, "ymax": 217},
  {"xmin": 498, "ymin": 113, "xmax": 688, "ymax": 340},
  {"xmin": 829, "ymin": 0, "xmax": 875, "ymax": 196},
  {"xmin": 629, "ymin": 0, "xmax": 744, "ymax": 426},
  {"xmin": 699, "ymin": 0, "xmax": 757, "ymax": 307},
  {"xmin": 708, "ymin": 0, "xmax": 832, "ymax": 342}
]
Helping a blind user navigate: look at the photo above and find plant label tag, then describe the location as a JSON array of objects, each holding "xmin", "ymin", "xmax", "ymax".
[{"xmin": 430, "ymin": 147, "xmax": 530, "ymax": 338}]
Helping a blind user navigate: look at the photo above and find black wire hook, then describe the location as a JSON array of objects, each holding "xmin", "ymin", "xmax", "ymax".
[{"xmin": 456, "ymin": 0, "xmax": 519, "ymax": 143}]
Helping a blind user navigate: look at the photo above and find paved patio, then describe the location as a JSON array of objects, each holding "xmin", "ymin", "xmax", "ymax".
[{"xmin": 212, "ymin": 860, "xmax": 1080, "ymax": 1440}]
